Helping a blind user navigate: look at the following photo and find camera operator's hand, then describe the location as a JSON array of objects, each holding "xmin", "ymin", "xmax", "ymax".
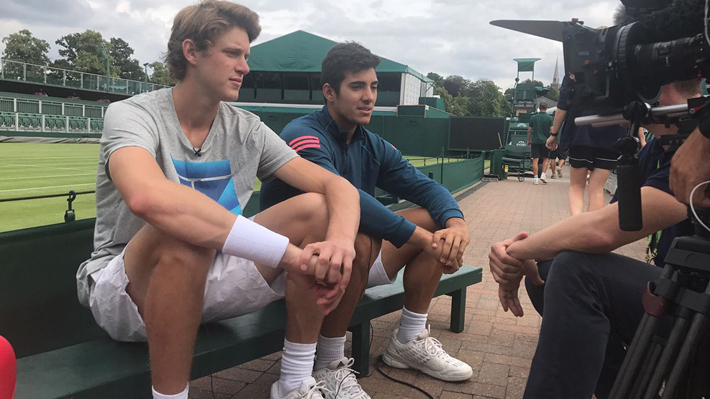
[
  {"xmin": 670, "ymin": 130, "xmax": 710, "ymax": 207},
  {"xmin": 546, "ymin": 135, "xmax": 558, "ymax": 151},
  {"xmin": 489, "ymin": 232, "xmax": 528, "ymax": 285},
  {"xmin": 498, "ymin": 260, "xmax": 544, "ymax": 317}
]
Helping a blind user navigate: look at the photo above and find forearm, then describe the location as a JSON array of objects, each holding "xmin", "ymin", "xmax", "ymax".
[
  {"xmin": 130, "ymin": 179, "xmax": 236, "ymax": 249},
  {"xmin": 551, "ymin": 109, "xmax": 567, "ymax": 134},
  {"xmin": 507, "ymin": 187, "xmax": 688, "ymax": 261},
  {"xmin": 323, "ymin": 178, "xmax": 360, "ymax": 242},
  {"xmin": 506, "ymin": 212, "xmax": 604, "ymax": 261},
  {"xmin": 527, "ymin": 129, "xmax": 532, "ymax": 143},
  {"xmin": 359, "ymin": 190, "xmax": 416, "ymax": 248}
]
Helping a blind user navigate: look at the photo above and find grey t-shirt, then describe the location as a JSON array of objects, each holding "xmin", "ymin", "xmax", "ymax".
[{"xmin": 76, "ymin": 88, "xmax": 297, "ymax": 306}]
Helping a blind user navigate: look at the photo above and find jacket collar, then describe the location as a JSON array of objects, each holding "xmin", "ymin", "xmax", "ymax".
[{"xmin": 317, "ymin": 106, "xmax": 365, "ymax": 144}]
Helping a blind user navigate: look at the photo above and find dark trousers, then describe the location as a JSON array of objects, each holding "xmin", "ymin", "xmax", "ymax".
[{"xmin": 523, "ymin": 251, "xmax": 662, "ymax": 399}]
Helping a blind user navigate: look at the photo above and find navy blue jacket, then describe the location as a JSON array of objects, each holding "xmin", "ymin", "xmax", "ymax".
[
  {"xmin": 611, "ymin": 138, "xmax": 693, "ymax": 266},
  {"xmin": 260, "ymin": 107, "xmax": 464, "ymax": 248}
]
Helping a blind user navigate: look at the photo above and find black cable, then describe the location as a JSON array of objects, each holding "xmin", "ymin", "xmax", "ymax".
[
  {"xmin": 0, "ymin": 190, "xmax": 95, "ymax": 203},
  {"xmin": 374, "ymin": 355, "xmax": 435, "ymax": 399}
]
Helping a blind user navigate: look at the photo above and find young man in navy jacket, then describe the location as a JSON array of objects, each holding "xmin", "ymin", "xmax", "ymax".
[{"xmin": 261, "ymin": 42, "xmax": 474, "ymax": 398}]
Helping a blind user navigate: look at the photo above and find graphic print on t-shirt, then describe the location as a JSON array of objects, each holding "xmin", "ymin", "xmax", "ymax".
[{"xmin": 171, "ymin": 156, "xmax": 242, "ymax": 215}]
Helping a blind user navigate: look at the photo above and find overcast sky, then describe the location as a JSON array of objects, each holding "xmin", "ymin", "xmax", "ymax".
[{"xmin": 1, "ymin": 0, "xmax": 622, "ymax": 90}]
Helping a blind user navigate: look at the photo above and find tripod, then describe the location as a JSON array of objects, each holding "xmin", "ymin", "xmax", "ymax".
[{"xmin": 610, "ymin": 209, "xmax": 710, "ymax": 399}]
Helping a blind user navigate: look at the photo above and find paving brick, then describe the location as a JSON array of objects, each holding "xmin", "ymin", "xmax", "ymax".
[
  {"xmin": 189, "ymin": 376, "xmax": 246, "ymax": 395},
  {"xmin": 215, "ymin": 173, "xmax": 651, "ymax": 398}
]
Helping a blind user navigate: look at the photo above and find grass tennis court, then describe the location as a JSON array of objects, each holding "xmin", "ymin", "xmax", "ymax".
[{"xmin": 0, "ymin": 143, "xmax": 479, "ymax": 232}]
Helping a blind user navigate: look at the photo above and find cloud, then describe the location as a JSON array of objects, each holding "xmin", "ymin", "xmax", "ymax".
[{"xmin": 0, "ymin": 0, "xmax": 622, "ymax": 90}]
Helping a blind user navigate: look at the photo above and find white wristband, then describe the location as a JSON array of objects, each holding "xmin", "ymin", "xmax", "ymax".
[{"xmin": 222, "ymin": 215, "xmax": 290, "ymax": 268}]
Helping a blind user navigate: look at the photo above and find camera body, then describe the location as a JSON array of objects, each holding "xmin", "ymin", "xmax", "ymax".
[{"xmin": 562, "ymin": 19, "xmax": 708, "ymax": 113}]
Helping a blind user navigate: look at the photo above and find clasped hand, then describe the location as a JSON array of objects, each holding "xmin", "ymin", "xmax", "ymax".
[
  {"xmin": 488, "ymin": 232, "xmax": 544, "ymax": 317},
  {"xmin": 283, "ymin": 238, "xmax": 356, "ymax": 315}
]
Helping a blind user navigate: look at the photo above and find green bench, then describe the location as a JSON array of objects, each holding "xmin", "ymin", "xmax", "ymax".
[{"xmin": 0, "ymin": 219, "xmax": 482, "ymax": 399}]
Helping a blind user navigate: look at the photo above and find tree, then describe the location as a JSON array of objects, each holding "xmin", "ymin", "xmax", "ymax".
[
  {"xmin": 54, "ymin": 30, "xmax": 116, "ymax": 76},
  {"xmin": 519, "ymin": 78, "xmax": 544, "ymax": 88},
  {"xmin": 109, "ymin": 38, "xmax": 144, "ymax": 81},
  {"xmin": 148, "ymin": 62, "xmax": 174, "ymax": 86},
  {"xmin": 443, "ymin": 75, "xmax": 471, "ymax": 97},
  {"xmin": 546, "ymin": 86, "xmax": 560, "ymax": 102},
  {"xmin": 466, "ymin": 80, "xmax": 511, "ymax": 117},
  {"xmin": 2, "ymin": 29, "xmax": 51, "ymax": 82},
  {"xmin": 2, "ymin": 30, "xmax": 50, "ymax": 65},
  {"xmin": 426, "ymin": 72, "xmax": 444, "ymax": 87}
]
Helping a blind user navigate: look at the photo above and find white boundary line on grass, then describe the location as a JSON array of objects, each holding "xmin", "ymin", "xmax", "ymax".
[
  {"xmin": 0, "ymin": 173, "xmax": 96, "ymax": 181},
  {"xmin": 0, "ymin": 163, "xmax": 92, "ymax": 173}
]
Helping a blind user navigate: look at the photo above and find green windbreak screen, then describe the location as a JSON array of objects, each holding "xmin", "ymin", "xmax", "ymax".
[{"xmin": 513, "ymin": 58, "xmax": 540, "ymax": 72}]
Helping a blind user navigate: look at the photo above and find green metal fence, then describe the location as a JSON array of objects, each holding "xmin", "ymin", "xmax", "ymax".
[{"xmin": 0, "ymin": 59, "xmax": 171, "ymax": 95}]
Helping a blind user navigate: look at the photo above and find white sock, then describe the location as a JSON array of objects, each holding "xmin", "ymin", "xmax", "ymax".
[
  {"xmin": 314, "ymin": 334, "xmax": 346, "ymax": 371},
  {"xmin": 397, "ymin": 307, "xmax": 428, "ymax": 343},
  {"xmin": 152, "ymin": 385, "xmax": 188, "ymax": 399},
  {"xmin": 279, "ymin": 339, "xmax": 317, "ymax": 394}
]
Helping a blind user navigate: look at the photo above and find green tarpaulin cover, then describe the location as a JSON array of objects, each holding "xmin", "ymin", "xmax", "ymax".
[
  {"xmin": 513, "ymin": 58, "xmax": 541, "ymax": 72},
  {"xmin": 248, "ymin": 31, "xmax": 432, "ymax": 82}
]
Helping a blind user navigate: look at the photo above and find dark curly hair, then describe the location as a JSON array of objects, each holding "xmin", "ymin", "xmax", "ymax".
[{"xmin": 320, "ymin": 42, "xmax": 380, "ymax": 95}]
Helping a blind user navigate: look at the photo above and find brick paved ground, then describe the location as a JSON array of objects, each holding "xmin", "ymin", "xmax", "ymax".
[{"xmin": 188, "ymin": 166, "xmax": 647, "ymax": 398}]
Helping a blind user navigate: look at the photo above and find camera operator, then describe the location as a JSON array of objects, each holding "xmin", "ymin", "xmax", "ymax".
[
  {"xmin": 489, "ymin": 77, "xmax": 702, "ymax": 399},
  {"xmin": 670, "ymin": 127, "xmax": 710, "ymax": 207}
]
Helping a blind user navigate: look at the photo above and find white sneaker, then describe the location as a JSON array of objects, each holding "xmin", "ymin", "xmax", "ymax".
[
  {"xmin": 382, "ymin": 326, "xmax": 473, "ymax": 382},
  {"xmin": 271, "ymin": 377, "xmax": 327, "ymax": 399},
  {"xmin": 313, "ymin": 357, "xmax": 370, "ymax": 399},
  {"xmin": 540, "ymin": 173, "xmax": 548, "ymax": 184},
  {"xmin": 550, "ymin": 172, "xmax": 557, "ymax": 179},
  {"xmin": 557, "ymin": 169, "xmax": 563, "ymax": 178},
  {"xmin": 533, "ymin": 177, "xmax": 539, "ymax": 185}
]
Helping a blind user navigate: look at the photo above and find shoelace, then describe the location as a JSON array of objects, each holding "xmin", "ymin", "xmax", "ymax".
[
  {"xmin": 303, "ymin": 380, "xmax": 330, "ymax": 399},
  {"xmin": 333, "ymin": 358, "xmax": 365, "ymax": 397}
]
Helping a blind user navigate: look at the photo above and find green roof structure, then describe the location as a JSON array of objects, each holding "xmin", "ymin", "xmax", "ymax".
[{"xmin": 248, "ymin": 31, "xmax": 432, "ymax": 82}]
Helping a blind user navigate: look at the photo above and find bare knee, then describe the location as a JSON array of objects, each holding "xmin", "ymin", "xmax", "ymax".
[
  {"xmin": 354, "ymin": 233, "xmax": 381, "ymax": 272},
  {"xmin": 396, "ymin": 207, "xmax": 439, "ymax": 231},
  {"xmin": 125, "ymin": 225, "xmax": 215, "ymax": 311}
]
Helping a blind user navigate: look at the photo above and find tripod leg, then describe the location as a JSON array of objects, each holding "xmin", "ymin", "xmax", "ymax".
[
  {"xmin": 662, "ymin": 312, "xmax": 710, "ymax": 399},
  {"xmin": 643, "ymin": 310, "xmax": 693, "ymax": 399},
  {"xmin": 630, "ymin": 340, "xmax": 664, "ymax": 399},
  {"xmin": 610, "ymin": 274, "xmax": 673, "ymax": 399}
]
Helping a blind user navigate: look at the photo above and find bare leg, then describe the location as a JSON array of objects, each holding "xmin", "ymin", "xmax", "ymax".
[
  {"xmin": 320, "ymin": 233, "xmax": 381, "ymax": 338},
  {"xmin": 380, "ymin": 208, "xmax": 442, "ymax": 314},
  {"xmin": 124, "ymin": 226, "xmax": 215, "ymax": 394},
  {"xmin": 587, "ymin": 168, "xmax": 612, "ymax": 212},
  {"xmin": 541, "ymin": 158, "xmax": 549, "ymax": 178},
  {"xmin": 531, "ymin": 157, "xmax": 539, "ymax": 179},
  {"xmin": 123, "ymin": 193, "xmax": 331, "ymax": 394},
  {"xmin": 569, "ymin": 167, "xmax": 589, "ymax": 216}
]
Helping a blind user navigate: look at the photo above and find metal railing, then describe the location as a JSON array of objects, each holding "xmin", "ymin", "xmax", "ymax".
[
  {"xmin": 0, "ymin": 111, "xmax": 103, "ymax": 134},
  {"xmin": 0, "ymin": 59, "xmax": 171, "ymax": 95}
]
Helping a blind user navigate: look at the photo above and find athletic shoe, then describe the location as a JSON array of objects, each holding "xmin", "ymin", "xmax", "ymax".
[
  {"xmin": 557, "ymin": 169, "xmax": 563, "ymax": 178},
  {"xmin": 533, "ymin": 177, "xmax": 539, "ymax": 185},
  {"xmin": 382, "ymin": 326, "xmax": 473, "ymax": 382},
  {"xmin": 313, "ymin": 357, "xmax": 370, "ymax": 399},
  {"xmin": 540, "ymin": 173, "xmax": 548, "ymax": 184},
  {"xmin": 550, "ymin": 172, "xmax": 557, "ymax": 179},
  {"xmin": 271, "ymin": 377, "xmax": 327, "ymax": 399}
]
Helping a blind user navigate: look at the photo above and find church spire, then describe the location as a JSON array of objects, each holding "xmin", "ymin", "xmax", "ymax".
[{"xmin": 551, "ymin": 57, "xmax": 560, "ymax": 90}]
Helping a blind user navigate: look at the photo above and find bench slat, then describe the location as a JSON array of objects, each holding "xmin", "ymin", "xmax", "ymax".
[{"xmin": 16, "ymin": 266, "xmax": 481, "ymax": 399}]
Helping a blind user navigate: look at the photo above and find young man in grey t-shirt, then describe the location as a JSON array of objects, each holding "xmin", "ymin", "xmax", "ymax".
[{"xmin": 77, "ymin": 2, "xmax": 366, "ymax": 398}]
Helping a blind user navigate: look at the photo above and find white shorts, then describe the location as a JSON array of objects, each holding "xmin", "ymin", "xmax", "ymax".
[
  {"xmin": 88, "ymin": 248, "xmax": 286, "ymax": 342},
  {"xmin": 367, "ymin": 250, "xmax": 397, "ymax": 288}
]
